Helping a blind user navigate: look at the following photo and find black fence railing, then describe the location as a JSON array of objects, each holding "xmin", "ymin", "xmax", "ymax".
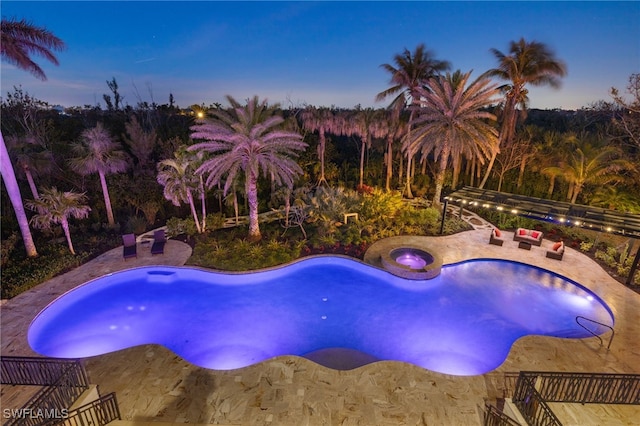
[
  {"xmin": 44, "ymin": 393, "xmax": 121, "ymax": 426},
  {"xmin": 483, "ymin": 403, "xmax": 521, "ymax": 426},
  {"xmin": 5, "ymin": 370, "xmax": 89, "ymax": 426},
  {"xmin": 517, "ymin": 371, "xmax": 640, "ymax": 405},
  {"xmin": 512, "ymin": 375, "xmax": 562, "ymax": 426},
  {"xmin": 1, "ymin": 357, "xmax": 87, "ymax": 387}
]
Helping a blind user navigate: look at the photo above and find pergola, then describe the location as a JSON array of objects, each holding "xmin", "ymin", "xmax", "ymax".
[{"xmin": 442, "ymin": 186, "xmax": 640, "ymax": 285}]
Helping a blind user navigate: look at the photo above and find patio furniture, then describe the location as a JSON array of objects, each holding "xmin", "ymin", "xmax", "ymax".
[
  {"xmin": 151, "ymin": 229, "xmax": 167, "ymax": 255},
  {"xmin": 489, "ymin": 228, "xmax": 504, "ymax": 246},
  {"xmin": 546, "ymin": 241, "xmax": 564, "ymax": 260},
  {"xmin": 122, "ymin": 234, "xmax": 137, "ymax": 260},
  {"xmin": 513, "ymin": 228, "xmax": 543, "ymax": 246},
  {"xmin": 518, "ymin": 241, "xmax": 532, "ymax": 250}
]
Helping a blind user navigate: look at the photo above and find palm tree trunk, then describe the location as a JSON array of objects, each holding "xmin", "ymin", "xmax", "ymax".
[
  {"xmin": 359, "ymin": 139, "xmax": 366, "ymax": 187},
  {"xmin": 385, "ymin": 139, "xmax": 393, "ymax": 191},
  {"xmin": 432, "ymin": 149, "xmax": 450, "ymax": 206},
  {"xmin": 0, "ymin": 133, "xmax": 38, "ymax": 257},
  {"xmin": 478, "ymin": 152, "xmax": 496, "ymax": 189},
  {"xmin": 318, "ymin": 130, "xmax": 326, "ymax": 184},
  {"xmin": 186, "ymin": 190, "xmax": 202, "ymax": 233},
  {"xmin": 404, "ymin": 111, "xmax": 415, "ymax": 198},
  {"xmin": 24, "ymin": 168, "xmax": 40, "ymax": 199},
  {"xmin": 547, "ymin": 175, "xmax": 556, "ymax": 197},
  {"xmin": 98, "ymin": 171, "xmax": 116, "ymax": 227},
  {"xmin": 517, "ymin": 156, "xmax": 527, "ymax": 188},
  {"xmin": 246, "ymin": 171, "xmax": 261, "ymax": 241},
  {"xmin": 480, "ymin": 98, "xmax": 517, "ymax": 189},
  {"xmin": 61, "ymin": 218, "xmax": 75, "ymax": 255},
  {"xmin": 404, "ymin": 153, "xmax": 413, "ymax": 198},
  {"xmin": 199, "ymin": 175, "xmax": 206, "ymax": 231},
  {"xmin": 233, "ymin": 192, "xmax": 239, "ymax": 225}
]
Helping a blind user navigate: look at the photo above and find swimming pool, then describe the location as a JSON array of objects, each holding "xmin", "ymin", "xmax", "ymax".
[{"xmin": 28, "ymin": 257, "xmax": 613, "ymax": 376}]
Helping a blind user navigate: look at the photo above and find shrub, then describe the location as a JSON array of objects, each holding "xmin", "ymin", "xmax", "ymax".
[
  {"xmin": 580, "ymin": 241, "xmax": 594, "ymax": 252},
  {"xmin": 125, "ymin": 216, "xmax": 148, "ymax": 234},
  {"xmin": 166, "ymin": 216, "xmax": 199, "ymax": 237},
  {"xmin": 188, "ymin": 236, "xmax": 303, "ymax": 271}
]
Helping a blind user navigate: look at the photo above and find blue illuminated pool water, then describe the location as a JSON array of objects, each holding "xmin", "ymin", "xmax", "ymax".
[{"xmin": 28, "ymin": 257, "xmax": 613, "ymax": 376}]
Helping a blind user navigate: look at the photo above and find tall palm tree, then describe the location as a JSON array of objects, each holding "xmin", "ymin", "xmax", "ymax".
[
  {"xmin": 301, "ymin": 106, "xmax": 340, "ymax": 185},
  {"xmin": 25, "ymin": 187, "xmax": 90, "ymax": 255},
  {"xmin": 479, "ymin": 38, "xmax": 566, "ymax": 189},
  {"xmin": 406, "ymin": 71, "xmax": 500, "ymax": 205},
  {"xmin": 189, "ymin": 95, "xmax": 307, "ymax": 241},
  {"xmin": 0, "ymin": 18, "xmax": 65, "ymax": 257},
  {"xmin": 376, "ymin": 44, "xmax": 450, "ymax": 197},
  {"xmin": 69, "ymin": 123, "xmax": 128, "ymax": 227},
  {"xmin": 157, "ymin": 147, "xmax": 204, "ymax": 233},
  {"xmin": 342, "ymin": 108, "xmax": 385, "ymax": 188}
]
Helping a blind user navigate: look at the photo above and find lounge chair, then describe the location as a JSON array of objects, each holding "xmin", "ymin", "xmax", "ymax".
[
  {"xmin": 489, "ymin": 228, "xmax": 504, "ymax": 246},
  {"xmin": 546, "ymin": 241, "xmax": 564, "ymax": 260},
  {"xmin": 151, "ymin": 229, "xmax": 167, "ymax": 255},
  {"xmin": 122, "ymin": 233, "xmax": 137, "ymax": 260}
]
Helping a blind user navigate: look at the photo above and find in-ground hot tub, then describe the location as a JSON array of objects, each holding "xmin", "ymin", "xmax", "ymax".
[{"xmin": 380, "ymin": 246, "xmax": 442, "ymax": 280}]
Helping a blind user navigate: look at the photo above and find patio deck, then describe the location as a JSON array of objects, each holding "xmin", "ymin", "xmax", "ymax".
[{"xmin": 1, "ymin": 229, "xmax": 639, "ymax": 425}]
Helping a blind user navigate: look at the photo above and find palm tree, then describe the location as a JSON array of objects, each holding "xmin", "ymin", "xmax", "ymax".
[
  {"xmin": 301, "ymin": 106, "xmax": 340, "ymax": 185},
  {"xmin": 479, "ymin": 38, "xmax": 566, "ymax": 189},
  {"xmin": 157, "ymin": 147, "xmax": 204, "ymax": 233},
  {"xmin": 342, "ymin": 108, "xmax": 385, "ymax": 188},
  {"xmin": 189, "ymin": 95, "xmax": 307, "ymax": 241},
  {"xmin": 406, "ymin": 71, "xmax": 500, "ymax": 205},
  {"xmin": 5, "ymin": 132, "xmax": 53, "ymax": 199},
  {"xmin": 542, "ymin": 135, "xmax": 634, "ymax": 203},
  {"xmin": 376, "ymin": 44, "xmax": 450, "ymax": 197},
  {"xmin": 69, "ymin": 123, "xmax": 129, "ymax": 227},
  {"xmin": 25, "ymin": 187, "xmax": 90, "ymax": 255},
  {"xmin": 0, "ymin": 18, "xmax": 65, "ymax": 257}
]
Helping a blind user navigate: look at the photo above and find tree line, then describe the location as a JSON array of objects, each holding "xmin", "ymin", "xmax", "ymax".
[{"xmin": 1, "ymin": 18, "xmax": 638, "ymax": 258}]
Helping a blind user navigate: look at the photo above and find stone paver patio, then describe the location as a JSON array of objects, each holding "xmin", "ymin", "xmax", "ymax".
[{"xmin": 1, "ymin": 226, "xmax": 639, "ymax": 425}]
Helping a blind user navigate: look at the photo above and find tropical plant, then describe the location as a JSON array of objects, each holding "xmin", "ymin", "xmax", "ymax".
[
  {"xmin": 189, "ymin": 95, "xmax": 307, "ymax": 241},
  {"xmin": 479, "ymin": 38, "xmax": 567, "ymax": 189},
  {"xmin": 0, "ymin": 18, "xmax": 65, "ymax": 257},
  {"xmin": 157, "ymin": 147, "xmax": 204, "ymax": 233},
  {"xmin": 122, "ymin": 114, "xmax": 157, "ymax": 168},
  {"xmin": 406, "ymin": 71, "xmax": 500, "ymax": 205},
  {"xmin": 69, "ymin": 123, "xmax": 128, "ymax": 226},
  {"xmin": 376, "ymin": 44, "xmax": 450, "ymax": 197},
  {"xmin": 543, "ymin": 134, "xmax": 634, "ymax": 203},
  {"xmin": 25, "ymin": 187, "xmax": 91, "ymax": 255}
]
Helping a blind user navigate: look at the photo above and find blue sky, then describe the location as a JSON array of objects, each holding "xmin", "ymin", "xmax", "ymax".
[{"xmin": 1, "ymin": 1, "xmax": 639, "ymax": 110}]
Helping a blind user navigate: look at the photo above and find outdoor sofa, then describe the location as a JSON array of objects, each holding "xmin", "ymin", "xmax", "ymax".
[{"xmin": 513, "ymin": 228, "xmax": 543, "ymax": 246}]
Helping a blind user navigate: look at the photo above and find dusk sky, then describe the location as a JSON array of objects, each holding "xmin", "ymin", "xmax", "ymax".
[{"xmin": 1, "ymin": 1, "xmax": 639, "ymax": 111}]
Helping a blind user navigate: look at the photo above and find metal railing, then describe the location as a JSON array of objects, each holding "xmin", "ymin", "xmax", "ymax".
[
  {"xmin": 575, "ymin": 316, "xmax": 615, "ymax": 349},
  {"xmin": 519, "ymin": 371, "xmax": 640, "ymax": 405},
  {"xmin": 512, "ymin": 375, "xmax": 562, "ymax": 426},
  {"xmin": 1, "ymin": 357, "xmax": 87, "ymax": 387},
  {"xmin": 483, "ymin": 403, "xmax": 521, "ymax": 426},
  {"xmin": 49, "ymin": 393, "xmax": 121, "ymax": 426}
]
